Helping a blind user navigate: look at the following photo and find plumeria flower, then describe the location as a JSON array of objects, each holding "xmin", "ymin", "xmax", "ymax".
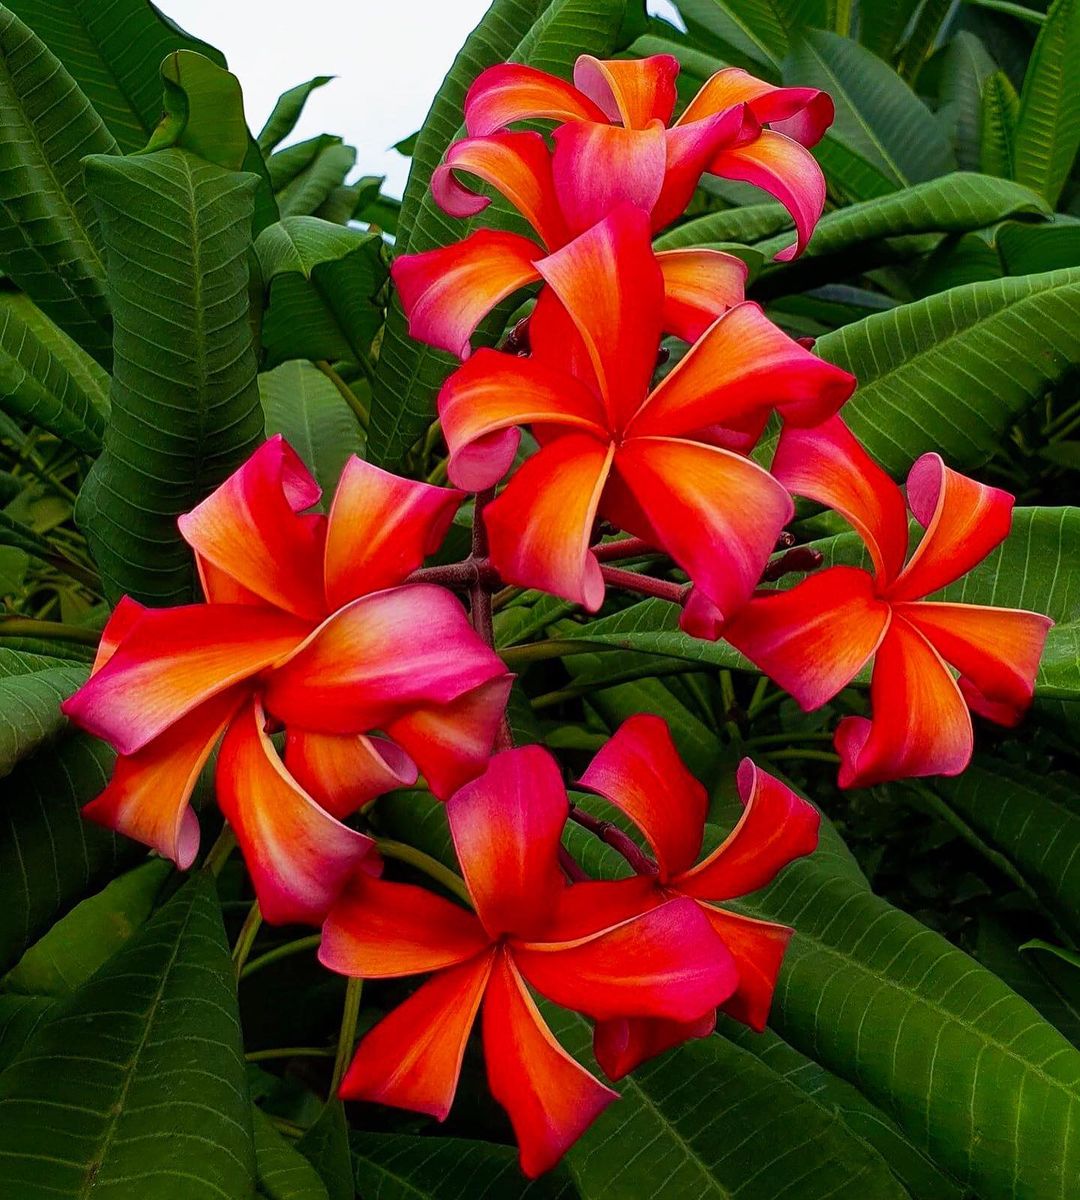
[
  {"xmin": 568, "ymin": 715, "xmax": 819, "ymax": 1078},
  {"xmin": 725, "ymin": 417, "xmax": 1053, "ymax": 787},
  {"xmin": 319, "ymin": 744, "xmax": 738, "ymax": 1177},
  {"xmin": 62, "ymin": 437, "xmax": 512, "ymax": 924},
  {"xmin": 392, "ymin": 54, "xmax": 832, "ymax": 360},
  {"xmin": 437, "ymin": 205, "xmax": 855, "ymax": 628}
]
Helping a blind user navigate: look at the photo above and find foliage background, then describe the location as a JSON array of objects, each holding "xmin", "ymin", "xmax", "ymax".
[{"xmin": 0, "ymin": 0, "xmax": 1078, "ymax": 1197}]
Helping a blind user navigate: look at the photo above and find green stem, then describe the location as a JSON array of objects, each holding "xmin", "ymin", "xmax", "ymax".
[
  {"xmin": 246, "ymin": 1046, "xmax": 335, "ymax": 1063},
  {"xmin": 270, "ymin": 1116, "xmax": 306, "ymax": 1140},
  {"xmin": 330, "ymin": 978, "xmax": 363, "ymax": 1096},
  {"xmin": 240, "ymin": 934, "xmax": 321, "ymax": 981},
  {"xmin": 202, "ymin": 827, "xmax": 237, "ymax": 877},
  {"xmin": 232, "ymin": 901, "xmax": 263, "ymax": 973},
  {"xmin": 530, "ymin": 661, "xmax": 702, "ymax": 710},
  {"xmin": 747, "ymin": 674, "xmax": 771, "ymax": 719},
  {"xmin": 500, "ymin": 638, "xmax": 618, "ymax": 669},
  {"xmin": 762, "ymin": 748, "xmax": 840, "ymax": 764},
  {"xmin": 376, "ymin": 838, "xmax": 471, "ymax": 906},
  {"xmin": 0, "ymin": 617, "xmax": 100, "ymax": 646},
  {"xmin": 747, "ymin": 731, "xmax": 836, "ymax": 748},
  {"xmin": 316, "ymin": 360, "xmax": 369, "ymax": 428},
  {"xmin": 967, "ymin": 0, "xmax": 1044, "ymax": 23}
]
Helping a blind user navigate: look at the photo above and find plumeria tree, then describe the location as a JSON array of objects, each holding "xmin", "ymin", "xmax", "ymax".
[{"xmin": 0, "ymin": 1, "xmax": 1078, "ymax": 1198}]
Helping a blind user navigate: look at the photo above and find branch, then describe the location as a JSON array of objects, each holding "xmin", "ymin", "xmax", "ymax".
[{"xmin": 568, "ymin": 805, "xmax": 658, "ymax": 876}]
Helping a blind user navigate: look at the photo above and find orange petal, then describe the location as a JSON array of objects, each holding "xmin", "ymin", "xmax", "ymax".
[
  {"xmin": 485, "ymin": 433, "xmax": 614, "ymax": 610},
  {"xmin": 888, "ymin": 455, "xmax": 1015, "ymax": 602},
  {"xmin": 700, "ymin": 905, "xmax": 793, "ymax": 1032},
  {"xmin": 578, "ymin": 713, "xmax": 706, "ymax": 880},
  {"xmin": 572, "ymin": 53, "xmax": 680, "ymax": 129},
  {"xmin": 898, "ymin": 601, "xmax": 1052, "ymax": 726},
  {"xmin": 655, "ymin": 248, "xmax": 748, "ymax": 341},
  {"xmin": 438, "ymin": 347, "xmax": 607, "ymax": 492},
  {"xmin": 177, "ymin": 436, "xmax": 327, "ymax": 620},
  {"xmin": 836, "ymin": 615, "xmax": 973, "ymax": 788},
  {"xmin": 339, "ymin": 953, "xmax": 494, "ymax": 1119},
  {"xmin": 82, "ymin": 687, "xmax": 245, "ymax": 868},
  {"xmin": 679, "ymin": 67, "xmax": 833, "ymax": 148},
  {"xmin": 323, "ymin": 456, "xmax": 462, "ymax": 609},
  {"xmin": 483, "ymin": 951, "xmax": 616, "ymax": 1178},
  {"xmin": 626, "ymin": 302, "xmax": 854, "ymax": 439},
  {"xmin": 613, "ymin": 436, "xmax": 793, "ymax": 627},
  {"xmin": 215, "ymin": 698, "xmax": 377, "ymax": 925},
  {"xmin": 61, "ymin": 604, "xmax": 311, "ymax": 755},
  {"xmin": 724, "ymin": 566, "xmax": 891, "ymax": 711},
  {"xmin": 655, "ymin": 105, "xmax": 756, "ymax": 229},
  {"xmin": 284, "ymin": 729, "xmax": 416, "ymax": 819},
  {"xmin": 92, "ymin": 595, "xmax": 145, "ymax": 673},
  {"xmin": 464, "ymin": 62, "xmax": 607, "ymax": 136},
  {"xmin": 447, "ymin": 745, "xmax": 568, "ymax": 940},
  {"xmin": 319, "ymin": 872, "xmax": 490, "ymax": 979},
  {"xmin": 390, "ymin": 229, "xmax": 542, "ymax": 359}
]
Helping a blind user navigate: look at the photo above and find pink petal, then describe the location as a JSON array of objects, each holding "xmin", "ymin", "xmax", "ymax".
[
  {"xmin": 284, "ymin": 729, "xmax": 417, "ymax": 819},
  {"xmin": 655, "ymin": 105, "xmax": 757, "ymax": 229},
  {"xmin": 680, "ymin": 67, "xmax": 833, "ymax": 148},
  {"xmin": 464, "ymin": 62, "xmax": 607, "ymax": 136},
  {"xmin": 701, "ymin": 905, "xmax": 793, "ymax": 1032},
  {"xmin": 572, "ymin": 53, "xmax": 680, "ymax": 128},
  {"xmin": 593, "ymin": 1012, "xmax": 715, "ymax": 1081}
]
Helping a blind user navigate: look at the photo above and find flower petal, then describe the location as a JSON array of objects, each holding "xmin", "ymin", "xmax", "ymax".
[
  {"xmin": 534, "ymin": 205, "xmax": 663, "ymax": 428},
  {"xmin": 573, "ymin": 54, "xmax": 680, "ymax": 128},
  {"xmin": 485, "ymin": 433, "xmax": 614, "ymax": 610},
  {"xmin": 319, "ymin": 873, "xmax": 490, "ymax": 978},
  {"xmin": 262, "ymin": 584, "xmax": 505, "ymax": 734},
  {"xmin": 711, "ymin": 130, "xmax": 826, "ymax": 260},
  {"xmin": 447, "ymin": 745, "xmax": 568, "ymax": 940},
  {"xmin": 772, "ymin": 416, "xmax": 909, "ymax": 586},
  {"xmin": 515, "ymin": 896, "xmax": 737, "ymax": 1023},
  {"xmin": 339, "ymin": 953, "xmax": 494, "ymax": 1119},
  {"xmin": 383, "ymin": 673, "xmax": 515, "ymax": 801},
  {"xmin": 898, "ymin": 601, "xmax": 1052, "ymax": 726},
  {"xmin": 284, "ymin": 729, "xmax": 417, "ymax": 819},
  {"xmin": 390, "ymin": 229, "xmax": 542, "ymax": 359},
  {"xmin": 700, "ymin": 905, "xmax": 792, "ymax": 1032},
  {"xmin": 61, "ymin": 604, "xmax": 310, "ymax": 755},
  {"xmin": 655, "ymin": 105, "xmax": 756, "ymax": 229},
  {"xmin": 464, "ymin": 62, "xmax": 607, "ymax": 136},
  {"xmin": 655, "ymin": 248, "xmax": 748, "ymax": 342},
  {"xmin": 676, "ymin": 759, "xmax": 820, "ymax": 900},
  {"xmin": 82, "ymin": 687, "xmax": 244, "ymax": 869},
  {"xmin": 438, "ymin": 347, "xmax": 608, "ymax": 492},
  {"xmin": 216, "ymin": 698, "xmax": 378, "ymax": 925},
  {"xmin": 888, "ymin": 455, "xmax": 1015, "ymax": 602},
  {"xmin": 724, "ymin": 566, "xmax": 891, "ymax": 711},
  {"xmin": 679, "ymin": 67, "xmax": 833, "ymax": 148},
  {"xmin": 324, "ymin": 456, "xmax": 463, "ymax": 609},
  {"xmin": 613, "ymin": 435, "xmax": 793, "ymax": 627},
  {"xmin": 593, "ymin": 1013, "xmax": 715, "ymax": 1081},
  {"xmin": 483, "ymin": 951, "xmax": 616, "ymax": 1178},
  {"xmin": 92, "ymin": 595, "xmax": 145, "ymax": 673},
  {"xmin": 835, "ymin": 614, "xmax": 973, "ymax": 788},
  {"xmin": 177, "ymin": 436, "xmax": 327, "ymax": 621},
  {"xmin": 626, "ymin": 302, "xmax": 854, "ymax": 439},
  {"xmin": 578, "ymin": 713, "xmax": 706, "ymax": 880},
  {"xmin": 431, "ymin": 131, "xmax": 567, "ymax": 246}
]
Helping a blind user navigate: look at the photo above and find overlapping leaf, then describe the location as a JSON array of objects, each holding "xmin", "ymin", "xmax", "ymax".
[{"xmin": 0, "ymin": 646, "xmax": 87, "ymax": 776}]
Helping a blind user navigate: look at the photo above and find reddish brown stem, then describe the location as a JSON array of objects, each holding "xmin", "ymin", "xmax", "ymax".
[
  {"xmin": 558, "ymin": 845, "xmax": 589, "ymax": 883},
  {"xmin": 761, "ymin": 545, "xmax": 824, "ymax": 582},
  {"xmin": 591, "ymin": 536, "xmax": 657, "ymax": 563},
  {"xmin": 568, "ymin": 806, "xmax": 658, "ymax": 876},
  {"xmin": 599, "ymin": 564, "xmax": 689, "ymax": 605},
  {"xmin": 406, "ymin": 558, "xmax": 500, "ymax": 590},
  {"xmin": 470, "ymin": 489, "xmax": 513, "ymax": 752}
]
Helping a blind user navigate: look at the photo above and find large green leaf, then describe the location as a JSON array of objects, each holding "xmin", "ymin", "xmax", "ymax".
[
  {"xmin": 271, "ymin": 137, "xmax": 356, "ymax": 219},
  {"xmin": 672, "ymin": 0, "xmax": 790, "ymax": 71},
  {"xmin": 655, "ymin": 200, "xmax": 792, "ymax": 249},
  {"xmin": 0, "ymin": 291, "xmax": 108, "ymax": 452},
  {"xmin": 258, "ymin": 76, "xmax": 333, "ymax": 154},
  {"xmin": 0, "ymin": 646, "xmax": 87, "ymax": 776},
  {"xmin": 4, "ymin": 0, "xmax": 227, "ymax": 154},
  {"xmin": 1014, "ymin": 0, "xmax": 1080, "ymax": 205},
  {"xmin": 296, "ymin": 1102, "xmax": 352, "ymax": 1200},
  {"xmin": 0, "ymin": 7, "xmax": 116, "ymax": 367},
  {"xmin": 351, "ymin": 1133, "xmax": 577, "ymax": 1198},
  {"xmin": 936, "ymin": 31, "xmax": 997, "ymax": 172},
  {"xmin": 859, "ymin": 0, "xmax": 922, "ymax": 60},
  {"xmin": 369, "ymin": 0, "xmax": 635, "ymax": 470},
  {"xmin": 77, "ymin": 148, "xmax": 265, "ymax": 606},
  {"xmin": 253, "ymin": 1106, "xmax": 329, "ymax": 1200},
  {"xmin": 980, "ymin": 69, "xmax": 1020, "ymax": 178},
  {"xmin": 255, "ymin": 216, "xmax": 387, "ymax": 369},
  {"xmin": 553, "ymin": 1011, "xmax": 910, "ymax": 1199},
  {"xmin": 783, "ymin": 30, "xmax": 954, "ymax": 201},
  {"xmin": 0, "ymin": 872, "xmax": 256, "ymax": 1199}
]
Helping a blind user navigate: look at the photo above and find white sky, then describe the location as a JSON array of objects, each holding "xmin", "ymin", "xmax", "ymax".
[{"xmin": 162, "ymin": 0, "xmax": 681, "ymax": 197}]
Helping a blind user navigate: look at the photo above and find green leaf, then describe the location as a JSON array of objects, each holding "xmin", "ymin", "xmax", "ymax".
[
  {"xmin": 980, "ymin": 69, "xmax": 1020, "ymax": 177},
  {"xmin": 77, "ymin": 148, "xmax": 265, "ymax": 606},
  {"xmin": 271, "ymin": 138, "xmax": 357, "ymax": 219},
  {"xmin": 0, "ymin": 872, "xmax": 257, "ymax": 1199},
  {"xmin": 859, "ymin": 0, "xmax": 922, "ymax": 60},
  {"xmin": 654, "ymin": 200, "xmax": 793, "ymax": 249},
  {"xmin": 0, "ymin": 994, "xmax": 52, "ymax": 1072},
  {"xmin": 369, "ymin": 0, "xmax": 636, "ymax": 470},
  {"xmin": 895, "ymin": 0, "xmax": 952, "ymax": 81},
  {"xmin": 783, "ymin": 30, "xmax": 955, "ymax": 201},
  {"xmin": 253, "ymin": 1106, "xmax": 329, "ymax": 1200},
  {"xmin": 936, "ymin": 32, "xmax": 997, "ymax": 172},
  {"xmin": 259, "ymin": 361, "xmax": 362, "ymax": 498},
  {"xmin": 0, "ymin": 646, "xmax": 87, "ymax": 776},
  {"xmin": 258, "ymin": 76, "xmax": 334, "ymax": 154},
  {"xmin": 255, "ymin": 216, "xmax": 387, "ymax": 370},
  {"xmin": 0, "ymin": 732, "xmax": 138, "ymax": 973},
  {"xmin": 997, "ymin": 215, "xmax": 1080, "ymax": 272},
  {"xmin": 0, "ymin": 7, "xmax": 117, "ymax": 367},
  {"xmin": 351, "ymin": 1133, "xmax": 578, "ymax": 1198},
  {"xmin": 672, "ymin": 0, "xmax": 790, "ymax": 71},
  {"xmin": 4, "ymin": 0, "xmax": 227, "ymax": 154},
  {"xmin": 2, "ymin": 858, "xmax": 171, "ymax": 997},
  {"xmin": 1014, "ymin": 0, "xmax": 1080, "ymax": 205},
  {"xmin": 296, "ymin": 1102, "xmax": 352, "ymax": 1200},
  {"xmin": 0, "ymin": 292, "xmax": 108, "ymax": 452}
]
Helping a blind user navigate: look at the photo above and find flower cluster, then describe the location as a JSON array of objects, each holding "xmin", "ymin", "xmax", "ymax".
[{"xmin": 60, "ymin": 51, "xmax": 1053, "ymax": 1177}]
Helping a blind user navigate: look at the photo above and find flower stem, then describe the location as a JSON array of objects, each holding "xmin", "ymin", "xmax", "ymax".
[
  {"xmin": 470, "ymin": 488, "xmax": 512, "ymax": 751},
  {"xmin": 240, "ymin": 934, "xmax": 321, "ymax": 981},
  {"xmin": 531, "ymin": 660, "xmax": 701, "ymax": 710},
  {"xmin": 762, "ymin": 748, "xmax": 840, "ymax": 764},
  {"xmin": 232, "ymin": 902, "xmax": 263, "ymax": 974},
  {"xmin": 599, "ymin": 564, "xmax": 688, "ymax": 605},
  {"xmin": 376, "ymin": 838, "xmax": 472, "ymax": 905},
  {"xmin": 316, "ymin": 360, "xmax": 369, "ymax": 428},
  {"xmin": 568, "ymin": 805, "xmax": 658, "ymax": 876},
  {"xmin": 747, "ymin": 731, "xmax": 836, "ymax": 748},
  {"xmin": 559, "ymin": 845, "xmax": 589, "ymax": 882},
  {"xmin": 0, "ymin": 617, "xmax": 101, "ymax": 646},
  {"xmin": 202, "ymin": 827, "xmax": 236, "ymax": 877},
  {"xmin": 592, "ymin": 536, "xmax": 658, "ymax": 563},
  {"xmin": 246, "ymin": 1046, "xmax": 335, "ymax": 1064},
  {"xmin": 330, "ymin": 978, "xmax": 363, "ymax": 1096},
  {"xmin": 500, "ymin": 638, "xmax": 620, "ymax": 668}
]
